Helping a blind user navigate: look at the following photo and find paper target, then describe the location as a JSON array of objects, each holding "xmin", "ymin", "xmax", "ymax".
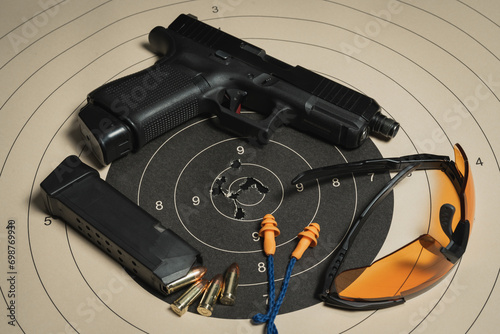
[
  {"xmin": 105, "ymin": 112, "xmax": 393, "ymax": 320},
  {"xmin": 1, "ymin": 1, "xmax": 499, "ymax": 333}
]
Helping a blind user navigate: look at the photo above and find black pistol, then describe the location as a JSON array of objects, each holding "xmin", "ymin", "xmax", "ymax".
[{"xmin": 79, "ymin": 14, "xmax": 399, "ymax": 165}]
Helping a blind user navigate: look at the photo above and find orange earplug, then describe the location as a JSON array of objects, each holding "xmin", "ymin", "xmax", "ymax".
[
  {"xmin": 291, "ymin": 223, "xmax": 320, "ymax": 260},
  {"xmin": 259, "ymin": 214, "xmax": 280, "ymax": 255}
]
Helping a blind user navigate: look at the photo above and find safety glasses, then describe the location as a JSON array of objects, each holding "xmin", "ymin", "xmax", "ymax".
[{"xmin": 292, "ymin": 144, "xmax": 475, "ymax": 310}]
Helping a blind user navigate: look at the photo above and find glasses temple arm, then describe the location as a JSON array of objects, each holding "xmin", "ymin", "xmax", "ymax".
[
  {"xmin": 292, "ymin": 154, "xmax": 450, "ymax": 185},
  {"xmin": 322, "ymin": 294, "xmax": 405, "ymax": 310},
  {"xmin": 320, "ymin": 163, "xmax": 419, "ymax": 300}
]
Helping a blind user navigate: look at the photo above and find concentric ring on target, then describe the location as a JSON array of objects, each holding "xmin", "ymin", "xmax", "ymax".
[{"xmin": 171, "ymin": 138, "xmax": 323, "ymax": 253}]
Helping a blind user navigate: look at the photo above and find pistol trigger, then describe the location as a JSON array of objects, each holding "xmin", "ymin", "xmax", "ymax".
[{"xmin": 222, "ymin": 89, "xmax": 247, "ymax": 114}]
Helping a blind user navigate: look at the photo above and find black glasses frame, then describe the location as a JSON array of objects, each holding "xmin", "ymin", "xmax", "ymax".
[{"xmin": 292, "ymin": 146, "xmax": 470, "ymax": 310}]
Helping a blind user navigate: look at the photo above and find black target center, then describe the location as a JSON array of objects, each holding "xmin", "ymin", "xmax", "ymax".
[{"xmin": 105, "ymin": 115, "xmax": 392, "ymax": 320}]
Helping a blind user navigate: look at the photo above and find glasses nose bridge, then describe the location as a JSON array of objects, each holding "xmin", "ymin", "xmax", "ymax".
[
  {"xmin": 439, "ymin": 203, "xmax": 456, "ymax": 240},
  {"xmin": 440, "ymin": 219, "xmax": 470, "ymax": 264},
  {"xmin": 436, "ymin": 193, "xmax": 470, "ymax": 264}
]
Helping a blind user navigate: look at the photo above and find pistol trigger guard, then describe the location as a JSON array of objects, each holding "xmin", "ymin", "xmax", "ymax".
[
  {"xmin": 217, "ymin": 105, "xmax": 294, "ymax": 145},
  {"xmin": 207, "ymin": 87, "xmax": 296, "ymax": 145},
  {"xmin": 256, "ymin": 106, "xmax": 295, "ymax": 141}
]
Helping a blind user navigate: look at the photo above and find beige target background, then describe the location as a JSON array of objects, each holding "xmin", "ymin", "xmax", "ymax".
[{"xmin": 1, "ymin": 0, "xmax": 499, "ymax": 333}]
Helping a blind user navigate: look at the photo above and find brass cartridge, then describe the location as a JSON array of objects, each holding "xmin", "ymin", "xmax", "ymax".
[
  {"xmin": 164, "ymin": 266, "xmax": 207, "ymax": 294},
  {"xmin": 220, "ymin": 263, "xmax": 240, "ymax": 306},
  {"xmin": 171, "ymin": 279, "xmax": 209, "ymax": 316},
  {"xmin": 197, "ymin": 274, "xmax": 224, "ymax": 316}
]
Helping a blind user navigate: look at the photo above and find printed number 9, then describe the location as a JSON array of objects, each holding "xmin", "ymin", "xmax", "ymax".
[
  {"xmin": 295, "ymin": 183, "xmax": 304, "ymax": 192},
  {"xmin": 192, "ymin": 196, "xmax": 200, "ymax": 206},
  {"xmin": 237, "ymin": 146, "xmax": 245, "ymax": 155}
]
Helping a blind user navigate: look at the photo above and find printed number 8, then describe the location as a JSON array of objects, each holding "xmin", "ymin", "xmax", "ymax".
[{"xmin": 332, "ymin": 178, "xmax": 340, "ymax": 187}]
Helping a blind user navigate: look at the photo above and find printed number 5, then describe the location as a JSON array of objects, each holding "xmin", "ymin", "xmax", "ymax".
[{"xmin": 44, "ymin": 216, "xmax": 53, "ymax": 226}]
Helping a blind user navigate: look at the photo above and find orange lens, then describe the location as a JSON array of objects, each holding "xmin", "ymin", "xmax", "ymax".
[
  {"xmin": 335, "ymin": 235, "xmax": 453, "ymax": 300},
  {"xmin": 334, "ymin": 144, "xmax": 474, "ymax": 302}
]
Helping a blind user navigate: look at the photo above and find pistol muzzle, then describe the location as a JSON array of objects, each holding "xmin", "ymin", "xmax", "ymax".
[{"xmin": 369, "ymin": 112, "xmax": 400, "ymax": 139}]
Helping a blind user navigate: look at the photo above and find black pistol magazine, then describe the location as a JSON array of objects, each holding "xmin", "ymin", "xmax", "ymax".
[{"xmin": 40, "ymin": 155, "xmax": 201, "ymax": 295}]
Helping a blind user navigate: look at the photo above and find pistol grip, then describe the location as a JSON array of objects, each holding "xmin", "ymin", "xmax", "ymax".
[{"xmin": 78, "ymin": 61, "xmax": 210, "ymax": 165}]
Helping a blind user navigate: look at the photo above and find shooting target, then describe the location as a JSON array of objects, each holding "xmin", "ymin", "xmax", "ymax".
[{"xmin": 1, "ymin": 1, "xmax": 499, "ymax": 333}]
